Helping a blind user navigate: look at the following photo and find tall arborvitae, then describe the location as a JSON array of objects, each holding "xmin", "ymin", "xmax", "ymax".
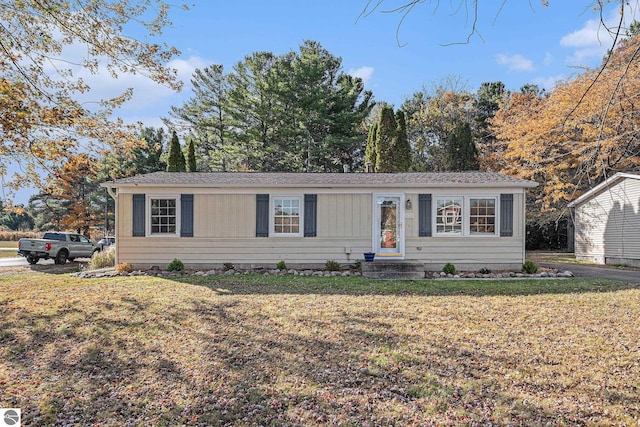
[
  {"xmin": 167, "ymin": 131, "xmax": 186, "ymax": 172},
  {"xmin": 375, "ymin": 106, "xmax": 397, "ymax": 172},
  {"xmin": 364, "ymin": 122, "xmax": 378, "ymax": 171},
  {"xmin": 186, "ymin": 138, "xmax": 197, "ymax": 172},
  {"xmin": 394, "ymin": 110, "xmax": 411, "ymax": 171},
  {"xmin": 445, "ymin": 121, "xmax": 479, "ymax": 171}
]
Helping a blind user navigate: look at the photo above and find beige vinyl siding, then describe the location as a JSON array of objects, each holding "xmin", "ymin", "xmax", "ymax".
[
  {"xmin": 574, "ymin": 177, "xmax": 640, "ymax": 264},
  {"xmin": 196, "ymin": 194, "xmax": 255, "ymax": 238},
  {"xmin": 115, "ymin": 188, "xmax": 528, "ymax": 269},
  {"xmin": 116, "ymin": 237, "xmax": 372, "ymax": 268},
  {"xmin": 118, "ymin": 194, "xmax": 133, "ymax": 237},
  {"xmin": 403, "ymin": 192, "xmax": 525, "ymax": 268},
  {"xmin": 317, "ymin": 194, "xmax": 371, "ymax": 238}
]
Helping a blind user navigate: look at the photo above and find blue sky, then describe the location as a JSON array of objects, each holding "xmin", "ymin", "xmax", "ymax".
[
  {"xmin": 114, "ymin": 1, "xmax": 640, "ymax": 127},
  {"xmin": 6, "ymin": 1, "xmax": 640, "ymax": 204}
]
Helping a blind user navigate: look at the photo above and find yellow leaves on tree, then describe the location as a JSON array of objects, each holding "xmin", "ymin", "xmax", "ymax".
[
  {"xmin": 490, "ymin": 34, "xmax": 640, "ymax": 210},
  {"xmin": 52, "ymin": 154, "xmax": 101, "ymax": 236},
  {"xmin": 0, "ymin": 0, "xmax": 187, "ymax": 193}
]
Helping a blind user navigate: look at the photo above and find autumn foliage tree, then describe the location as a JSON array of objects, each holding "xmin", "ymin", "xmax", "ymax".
[
  {"xmin": 0, "ymin": 0, "xmax": 186, "ymax": 193},
  {"xmin": 52, "ymin": 154, "xmax": 101, "ymax": 236},
  {"xmin": 491, "ymin": 33, "xmax": 640, "ymax": 210}
]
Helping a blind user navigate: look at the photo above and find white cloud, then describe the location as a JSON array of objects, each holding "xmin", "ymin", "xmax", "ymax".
[
  {"xmin": 533, "ymin": 75, "xmax": 566, "ymax": 91},
  {"xmin": 543, "ymin": 52, "xmax": 553, "ymax": 67},
  {"xmin": 496, "ymin": 54, "xmax": 534, "ymax": 72},
  {"xmin": 560, "ymin": 2, "xmax": 640, "ymax": 65},
  {"xmin": 348, "ymin": 66, "xmax": 374, "ymax": 85}
]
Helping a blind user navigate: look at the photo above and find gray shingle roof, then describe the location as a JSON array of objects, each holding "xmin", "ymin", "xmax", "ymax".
[{"xmin": 104, "ymin": 171, "xmax": 537, "ymax": 188}]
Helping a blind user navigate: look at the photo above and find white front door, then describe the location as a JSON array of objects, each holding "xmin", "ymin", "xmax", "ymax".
[{"xmin": 374, "ymin": 195, "xmax": 404, "ymax": 258}]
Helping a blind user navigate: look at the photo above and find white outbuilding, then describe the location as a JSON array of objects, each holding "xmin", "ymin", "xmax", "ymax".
[{"xmin": 568, "ymin": 172, "xmax": 640, "ymax": 267}]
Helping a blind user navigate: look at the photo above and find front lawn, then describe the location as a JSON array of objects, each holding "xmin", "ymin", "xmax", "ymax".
[{"xmin": 1, "ymin": 273, "xmax": 639, "ymax": 425}]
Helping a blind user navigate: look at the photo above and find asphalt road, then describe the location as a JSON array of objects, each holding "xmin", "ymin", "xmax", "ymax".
[
  {"xmin": 0, "ymin": 256, "xmax": 89, "ymax": 269},
  {"xmin": 540, "ymin": 262, "xmax": 639, "ymax": 284}
]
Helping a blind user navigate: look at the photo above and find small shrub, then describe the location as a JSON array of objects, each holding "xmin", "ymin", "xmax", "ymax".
[
  {"xmin": 167, "ymin": 258, "xmax": 185, "ymax": 272},
  {"xmin": 115, "ymin": 262, "xmax": 133, "ymax": 273},
  {"xmin": 478, "ymin": 267, "xmax": 492, "ymax": 275},
  {"xmin": 276, "ymin": 260, "xmax": 287, "ymax": 271},
  {"xmin": 353, "ymin": 260, "xmax": 362, "ymax": 273},
  {"xmin": 223, "ymin": 262, "xmax": 235, "ymax": 271},
  {"xmin": 522, "ymin": 260, "xmax": 539, "ymax": 274},
  {"xmin": 325, "ymin": 260, "xmax": 341, "ymax": 271},
  {"xmin": 442, "ymin": 263, "xmax": 456, "ymax": 275},
  {"xmin": 88, "ymin": 247, "xmax": 115, "ymax": 270}
]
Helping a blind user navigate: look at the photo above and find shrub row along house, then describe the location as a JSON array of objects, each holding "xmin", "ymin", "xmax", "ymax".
[{"xmin": 102, "ymin": 171, "xmax": 538, "ymax": 271}]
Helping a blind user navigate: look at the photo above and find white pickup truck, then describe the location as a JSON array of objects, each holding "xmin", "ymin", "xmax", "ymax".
[{"xmin": 18, "ymin": 232, "xmax": 99, "ymax": 265}]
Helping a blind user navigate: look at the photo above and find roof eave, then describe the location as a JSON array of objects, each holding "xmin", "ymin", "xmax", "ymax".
[
  {"xmin": 102, "ymin": 181, "xmax": 538, "ymax": 189},
  {"xmin": 567, "ymin": 172, "xmax": 639, "ymax": 207}
]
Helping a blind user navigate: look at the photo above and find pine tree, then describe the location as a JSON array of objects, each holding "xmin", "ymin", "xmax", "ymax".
[
  {"xmin": 445, "ymin": 121, "xmax": 479, "ymax": 171},
  {"xmin": 375, "ymin": 106, "xmax": 397, "ymax": 172},
  {"xmin": 365, "ymin": 122, "xmax": 378, "ymax": 171},
  {"xmin": 187, "ymin": 138, "xmax": 197, "ymax": 172},
  {"xmin": 167, "ymin": 131, "xmax": 186, "ymax": 172},
  {"xmin": 394, "ymin": 110, "xmax": 411, "ymax": 171}
]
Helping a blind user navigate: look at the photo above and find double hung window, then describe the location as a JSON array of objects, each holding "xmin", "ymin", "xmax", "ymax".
[
  {"xmin": 272, "ymin": 197, "xmax": 302, "ymax": 236},
  {"xmin": 434, "ymin": 196, "xmax": 498, "ymax": 236},
  {"xmin": 469, "ymin": 198, "xmax": 496, "ymax": 234},
  {"xmin": 150, "ymin": 198, "xmax": 177, "ymax": 235}
]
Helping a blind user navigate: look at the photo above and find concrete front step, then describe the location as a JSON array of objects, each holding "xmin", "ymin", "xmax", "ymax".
[{"xmin": 361, "ymin": 260, "xmax": 426, "ymax": 279}]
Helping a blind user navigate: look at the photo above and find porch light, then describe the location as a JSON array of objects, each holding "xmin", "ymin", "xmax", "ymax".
[{"xmin": 405, "ymin": 199, "xmax": 412, "ymax": 210}]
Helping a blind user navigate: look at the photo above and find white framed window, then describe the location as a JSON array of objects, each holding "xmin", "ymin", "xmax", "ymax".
[
  {"xmin": 469, "ymin": 197, "xmax": 496, "ymax": 235},
  {"xmin": 434, "ymin": 195, "xmax": 498, "ymax": 237},
  {"xmin": 436, "ymin": 198, "xmax": 462, "ymax": 234},
  {"xmin": 148, "ymin": 197, "xmax": 179, "ymax": 236},
  {"xmin": 271, "ymin": 196, "xmax": 303, "ymax": 237}
]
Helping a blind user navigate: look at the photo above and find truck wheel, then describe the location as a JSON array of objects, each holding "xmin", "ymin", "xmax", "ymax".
[
  {"xmin": 26, "ymin": 255, "xmax": 39, "ymax": 265},
  {"xmin": 55, "ymin": 250, "xmax": 68, "ymax": 265}
]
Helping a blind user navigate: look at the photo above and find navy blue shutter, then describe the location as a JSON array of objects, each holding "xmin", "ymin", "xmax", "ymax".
[
  {"xmin": 304, "ymin": 194, "xmax": 317, "ymax": 237},
  {"xmin": 418, "ymin": 194, "xmax": 432, "ymax": 237},
  {"xmin": 180, "ymin": 194, "xmax": 194, "ymax": 237},
  {"xmin": 132, "ymin": 194, "xmax": 145, "ymax": 237},
  {"xmin": 256, "ymin": 194, "xmax": 269, "ymax": 237},
  {"xmin": 500, "ymin": 194, "xmax": 514, "ymax": 237}
]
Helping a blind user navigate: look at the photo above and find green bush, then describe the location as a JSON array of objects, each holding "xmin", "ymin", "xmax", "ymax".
[
  {"xmin": 167, "ymin": 258, "xmax": 185, "ymax": 272},
  {"xmin": 522, "ymin": 260, "xmax": 539, "ymax": 274},
  {"xmin": 324, "ymin": 260, "xmax": 341, "ymax": 271},
  {"xmin": 442, "ymin": 263, "xmax": 456, "ymax": 275},
  {"xmin": 276, "ymin": 260, "xmax": 287, "ymax": 271},
  {"xmin": 87, "ymin": 247, "xmax": 115, "ymax": 270}
]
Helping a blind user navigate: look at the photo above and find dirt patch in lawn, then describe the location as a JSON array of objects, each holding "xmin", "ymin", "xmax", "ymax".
[{"xmin": 1, "ymin": 274, "xmax": 639, "ymax": 425}]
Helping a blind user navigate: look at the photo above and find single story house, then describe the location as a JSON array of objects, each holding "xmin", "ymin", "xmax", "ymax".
[
  {"xmin": 568, "ymin": 171, "xmax": 640, "ymax": 267},
  {"xmin": 102, "ymin": 171, "xmax": 537, "ymax": 271}
]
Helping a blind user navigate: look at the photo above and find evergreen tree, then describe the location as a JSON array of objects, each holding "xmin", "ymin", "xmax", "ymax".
[
  {"xmin": 365, "ymin": 122, "xmax": 378, "ymax": 171},
  {"xmin": 445, "ymin": 121, "xmax": 479, "ymax": 171},
  {"xmin": 375, "ymin": 106, "xmax": 397, "ymax": 172},
  {"xmin": 187, "ymin": 138, "xmax": 197, "ymax": 172},
  {"xmin": 394, "ymin": 110, "xmax": 411, "ymax": 171},
  {"xmin": 167, "ymin": 131, "xmax": 186, "ymax": 172}
]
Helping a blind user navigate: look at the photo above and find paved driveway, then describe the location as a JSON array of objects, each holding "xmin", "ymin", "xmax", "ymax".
[{"xmin": 540, "ymin": 262, "xmax": 639, "ymax": 284}]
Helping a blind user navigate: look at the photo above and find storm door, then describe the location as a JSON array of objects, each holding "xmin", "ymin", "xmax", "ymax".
[{"xmin": 374, "ymin": 195, "xmax": 404, "ymax": 257}]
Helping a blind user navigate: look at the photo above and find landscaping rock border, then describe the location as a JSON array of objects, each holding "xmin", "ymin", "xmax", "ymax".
[{"xmin": 72, "ymin": 267, "xmax": 574, "ymax": 279}]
